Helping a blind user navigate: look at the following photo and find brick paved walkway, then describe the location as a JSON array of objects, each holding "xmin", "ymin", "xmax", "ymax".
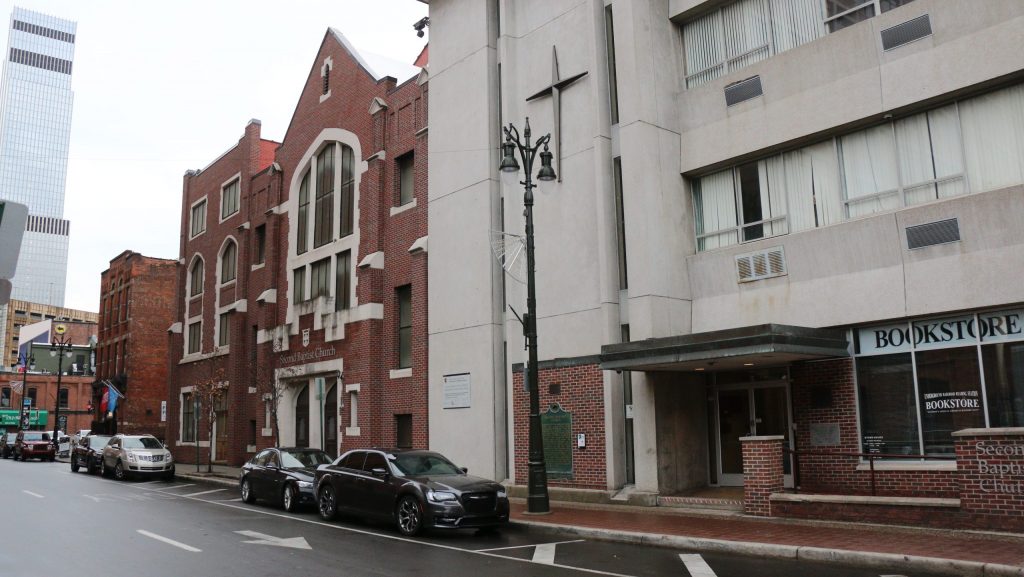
[{"xmin": 510, "ymin": 502, "xmax": 1024, "ymax": 567}]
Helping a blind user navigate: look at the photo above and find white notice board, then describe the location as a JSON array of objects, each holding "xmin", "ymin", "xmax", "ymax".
[{"xmin": 442, "ymin": 373, "xmax": 471, "ymax": 409}]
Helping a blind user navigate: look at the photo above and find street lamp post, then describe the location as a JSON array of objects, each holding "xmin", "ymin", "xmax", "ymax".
[
  {"xmin": 499, "ymin": 118, "xmax": 556, "ymax": 514},
  {"xmin": 11, "ymin": 353, "xmax": 35, "ymax": 429},
  {"xmin": 50, "ymin": 325, "xmax": 73, "ymax": 450}
]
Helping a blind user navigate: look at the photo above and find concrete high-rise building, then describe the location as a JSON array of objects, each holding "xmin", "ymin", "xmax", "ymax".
[{"xmin": 0, "ymin": 6, "xmax": 77, "ymax": 306}]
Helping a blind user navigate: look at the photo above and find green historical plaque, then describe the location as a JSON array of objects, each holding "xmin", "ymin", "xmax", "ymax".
[{"xmin": 540, "ymin": 404, "xmax": 572, "ymax": 479}]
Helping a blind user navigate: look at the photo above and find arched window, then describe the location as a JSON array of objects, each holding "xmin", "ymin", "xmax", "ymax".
[
  {"xmin": 220, "ymin": 241, "xmax": 237, "ymax": 284},
  {"xmin": 314, "ymin": 145, "xmax": 335, "ymax": 248},
  {"xmin": 297, "ymin": 173, "xmax": 310, "ymax": 254},
  {"xmin": 295, "ymin": 384, "xmax": 309, "ymax": 448},
  {"xmin": 189, "ymin": 258, "xmax": 204, "ymax": 297}
]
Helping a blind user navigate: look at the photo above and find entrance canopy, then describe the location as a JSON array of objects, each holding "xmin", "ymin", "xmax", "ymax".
[{"xmin": 600, "ymin": 324, "xmax": 849, "ymax": 372}]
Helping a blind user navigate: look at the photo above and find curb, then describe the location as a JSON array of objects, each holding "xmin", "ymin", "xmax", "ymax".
[
  {"xmin": 511, "ymin": 520, "xmax": 1024, "ymax": 577},
  {"xmin": 175, "ymin": 472, "xmax": 240, "ymax": 489}
]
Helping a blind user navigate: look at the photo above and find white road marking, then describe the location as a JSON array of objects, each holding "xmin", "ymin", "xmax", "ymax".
[
  {"xmin": 134, "ymin": 480, "xmax": 163, "ymax": 485},
  {"xmin": 137, "ymin": 530, "xmax": 202, "ymax": 552},
  {"xmin": 22, "ymin": 490, "xmax": 44, "ymax": 499},
  {"xmin": 132, "ymin": 485, "xmax": 637, "ymax": 577},
  {"xmin": 680, "ymin": 554, "xmax": 718, "ymax": 577},
  {"xmin": 235, "ymin": 530, "xmax": 312, "ymax": 550},
  {"xmin": 181, "ymin": 489, "xmax": 226, "ymax": 498},
  {"xmin": 159, "ymin": 483, "xmax": 196, "ymax": 490},
  {"xmin": 82, "ymin": 494, "xmax": 106, "ymax": 503},
  {"xmin": 478, "ymin": 539, "xmax": 585, "ymax": 552},
  {"xmin": 532, "ymin": 543, "xmax": 557, "ymax": 564}
]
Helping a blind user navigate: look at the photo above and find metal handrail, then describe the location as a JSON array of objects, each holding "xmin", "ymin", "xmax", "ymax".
[{"xmin": 782, "ymin": 447, "xmax": 955, "ymax": 496}]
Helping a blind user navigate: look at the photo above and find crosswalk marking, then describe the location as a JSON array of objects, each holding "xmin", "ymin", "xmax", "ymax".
[
  {"xmin": 533, "ymin": 543, "xmax": 557, "ymax": 565},
  {"xmin": 680, "ymin": 554, "xmax": 718, "ymax": 577}
]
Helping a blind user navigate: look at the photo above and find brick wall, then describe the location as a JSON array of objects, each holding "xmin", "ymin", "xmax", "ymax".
[
  {"xmin": 791, "ymin": 358, "xmax": 957, "ymax": 498},
  {"xmin": 954, "ymin": 429, "xmax": 1024, "ymax": 532},
  {"xmin": 741, "ymin": 436, "xmax": 784, "ymax": 516},
  {"xmin": 512, "ymin": 362, "xmax": 606, "ymax": 490}
]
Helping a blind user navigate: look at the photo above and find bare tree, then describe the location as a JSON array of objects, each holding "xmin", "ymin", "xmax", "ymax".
[
  {"xmin": 192, "ymin": 367, "xmax": 227, "ymax": 473},
  {"xmin": 254, "ymin": 363, "xmax": 288, "ymax": 448}
]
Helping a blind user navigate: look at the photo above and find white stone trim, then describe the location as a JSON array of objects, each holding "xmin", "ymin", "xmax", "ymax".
[
  {"xmin": 408, "ymin": 235, "xmax": 428, "ymax": 254},
  {"xmin": 856, "ymin": 461, "xmax": 957, "ymax": 472},
  {"xmin": 250, "ymin": 263, "xmax": 265, "ymax": 272},
  {"xmin": 344, "ymin": 383, "xmax": 360, "ymax": 393},
  {"xmin": 358, "ymin": 251, "xmax": 384, "ymax": 270},
  {"xmin": 389, "ymin": 368, "xmax": 412, "ymax": 379},
  {"xmin": 368, "ymin": 96, "xmax": 388, "ymax": 115},
  {"xmin": 319, "ymin": 56, "xmax": 333, "ymax": 103},
  {"xmin": 390, "ymin": 197, "xmax": 418, "ymax": 217},
  {"xmin": 167, "ymin": 322, "xmax": 182, "ymax": 334},
  {"xmin": 345, "ymin": 427, "xmax": 361, "ymax": 436},
  {"xmin": 256, "ymin": 289, "xmax": 277, "ymax": 304}
]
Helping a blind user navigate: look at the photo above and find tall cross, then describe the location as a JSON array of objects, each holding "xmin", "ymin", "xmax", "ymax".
[{"xmin": 525, "ymin": 46, "xmax": 588, "ymax": 182}]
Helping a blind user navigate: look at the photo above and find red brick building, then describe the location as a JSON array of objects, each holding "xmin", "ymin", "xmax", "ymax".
[
  {"xmin": 167, "ymin": 30, "xmax": 428, "ymax": 467},
  {"xmin": 0, "ymin": 373, "xmax": 93, "ymax": 436},
  {"xmin": 95, "ymin": 251, "xmax": 177, "ymax": 438}
]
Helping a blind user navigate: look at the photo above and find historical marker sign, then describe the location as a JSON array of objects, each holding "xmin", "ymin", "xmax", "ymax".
[
  {"xmin": 540, "ymin": 404, "xmax": 573, "ymax": 478},
  {"xmin": 442, "ymin": 373, "xmax": 471, "ymax": 409}
]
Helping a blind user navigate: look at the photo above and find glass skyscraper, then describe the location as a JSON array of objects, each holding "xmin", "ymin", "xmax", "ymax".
[{"xmin": 0, "ymin": 6, "xmax": 76, "ymax": 307}]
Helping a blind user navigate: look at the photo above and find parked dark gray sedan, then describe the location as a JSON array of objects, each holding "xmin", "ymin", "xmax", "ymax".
[
  {"xmin": 240, "ymin": 447, "xmax": 332, "ymax": 512},
  {"xmin": 314, "ymin": 449, "xmax": 509, "ymax": 536}
]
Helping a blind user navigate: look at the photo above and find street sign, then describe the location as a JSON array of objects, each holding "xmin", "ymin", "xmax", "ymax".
[
  {"xmin": 55, "ymin": 323, "xmax": 66, "ymax": 335},
  {"xmin": 23, "ymin": 399, "xmax": 31, "ymax": 407},
  {"xmin": 160, "ymin": 400, "xmax": 167, "ymax": 422}
]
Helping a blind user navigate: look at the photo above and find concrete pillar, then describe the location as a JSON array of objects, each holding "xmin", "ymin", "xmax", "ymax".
[
  {"xmin": 741, "ymin": 435, "xmax": 784, "ymax": 517},
  {"xmin": 953, "ymin": 427, "xmax": 1024, "ymax": 532}
]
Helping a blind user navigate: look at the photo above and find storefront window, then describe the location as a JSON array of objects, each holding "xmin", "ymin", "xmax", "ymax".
[
  {"xmin": 915, "ymin": 346, "xmax": 984, "ymax": 455},
  {"xmin": 857, "ymin": 353, "xmax": 919, "ymax": 456},
  {"xmin": 854, "ymin": 308, "xmax": 1024, "ymax": 458},
  {"xmin": 983, "ymin": 342, "xmax": 1024, "ymax": 427}
]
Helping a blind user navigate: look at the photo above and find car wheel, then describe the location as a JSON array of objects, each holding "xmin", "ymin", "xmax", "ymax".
[
  {"xmin": 241, "ymin": 478, "xmax": 255, "ymax": 504},
  {"xmin": 71, "ymin": 456, "xmax": 80, "ymax": 472},
  {"xmin": 317, "ymin": 484, "xmax": 337, "ymax": 521},
  {"xmin": 396, "ymin": 495, "xmax": 423, "ymax": 536},
  {"xmin": 87, "ymin": 457, "xmax": 96, "ymax": 475},
  {"xmin": 114, "ymin": 461, "xmax": 127, "ymax": 481},
  {"xmin": 282, "ymin": 483, "xmax": 298, "ymax": 513}
]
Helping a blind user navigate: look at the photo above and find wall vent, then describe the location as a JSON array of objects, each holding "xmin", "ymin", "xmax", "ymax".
[
  {"xmin": 906, "ymin": 218, "xmax": 960, "ymax": 250},
  {"xmin": 725, "ymin": 76, "xmax": 763, "ymax": 107},
  {"xmin": 881, "ymin": 14, "xmax": 932, "ymax": 51},
  {"xmin": 736, "ymin": 246, "xmax": 786, "ymax": 283}
]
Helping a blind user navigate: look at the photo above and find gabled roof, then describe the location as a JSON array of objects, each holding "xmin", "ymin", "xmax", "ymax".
[{"xmin": 328, "ymin": 28, "xmax": 420, "ymax": 84}]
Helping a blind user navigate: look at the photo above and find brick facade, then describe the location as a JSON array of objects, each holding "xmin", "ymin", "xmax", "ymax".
[
  {"xmin": 512, "ymin": 362, "xmax": 607, "ymax": 490},
  {"xmin": 97, "ymin": 251, "xmax": 177, "ymax": 438},
  {"xmin": 741, "ymin": 436, "xmax": 784, "ymax": 516},
  {"xmin": 953, "ymin": 428, "xmax": 1024, "ymax": 532},
  {"xmin": 791, "ymin": 358, "xmax": 957, "ymax": 498},
  {"xmin": 0, "ymin": 373, "xmax": 93, "ymax": 435},
  {"xmin": 167, "ymin": 31, "xmax": 428, "ymax": 467}
]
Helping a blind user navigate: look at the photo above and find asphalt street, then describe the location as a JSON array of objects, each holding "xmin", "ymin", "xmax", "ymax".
[{"xmin": 0, "ymin": 458, "xmax": 948, "ymax": 577}]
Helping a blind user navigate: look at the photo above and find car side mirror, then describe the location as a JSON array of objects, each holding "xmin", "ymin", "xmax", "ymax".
[
  {"xmin": 370, "ymin": 467, "xmax": 389, "ymax": 478},
  {"xmin": 460, "ymin": 467, "xmax": 468, "ymax": 474}
]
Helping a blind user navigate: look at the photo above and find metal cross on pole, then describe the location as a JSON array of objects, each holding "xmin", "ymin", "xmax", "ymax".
[{"xmin": 525, "ymin": 46, "xmax": 588, "ymax": 183}]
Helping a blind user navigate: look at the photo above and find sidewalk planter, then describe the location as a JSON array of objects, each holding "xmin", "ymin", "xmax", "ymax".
[{"xmin": 740, "ymin": 436, "xmax": 784, "ymax": 516}]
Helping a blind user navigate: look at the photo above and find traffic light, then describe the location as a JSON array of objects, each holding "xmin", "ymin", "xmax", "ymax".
[{"xmin": 0, "ymin": 200, "xmax": 28, "ymax": 305}]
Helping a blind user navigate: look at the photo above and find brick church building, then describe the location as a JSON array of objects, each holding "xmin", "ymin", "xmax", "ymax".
[{"xmin": 167, "ymin": 29, "xmax": 427, "ymax": 467}]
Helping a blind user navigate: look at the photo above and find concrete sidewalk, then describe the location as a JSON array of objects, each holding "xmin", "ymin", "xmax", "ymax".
[{"xmin": 173, "ymin": 464, "xmax": 1023, "ymax": 576}]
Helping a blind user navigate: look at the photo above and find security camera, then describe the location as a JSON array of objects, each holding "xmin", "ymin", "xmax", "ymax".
[{"xmin": 413, "ymin": 16, "xmax": 429, "ymax": 38}]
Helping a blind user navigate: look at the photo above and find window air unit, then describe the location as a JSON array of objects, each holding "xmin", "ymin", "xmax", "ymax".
[
  {"xmin": 906, "ymin": 218, "xmax": 960, "ymax": 250},
  {"xmin": 724, "ymin": 76, "xmax": 762, "ymax": 107},
  {"xmin": 736, "ymin": 246, "xmax": 786, "ymax": 283},
  {"xmin": 881, "ymin": 14, "xmax": 932, "ymax": 51}
]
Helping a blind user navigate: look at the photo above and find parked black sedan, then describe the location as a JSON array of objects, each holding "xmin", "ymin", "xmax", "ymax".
[
  {"xmin": 240, "ymin": 447, "xmax": 333, "ymax": 512},
  {"xmin": 0, "ymin": 432, "xmax": 16, "ymax": 458},
  {"xmin": 315, "ymin": 449, "xmax": 509, "ymax": 536},
  {"xmin": 70, "ymin": 434, "xmax": 112, "ymax": 474}
]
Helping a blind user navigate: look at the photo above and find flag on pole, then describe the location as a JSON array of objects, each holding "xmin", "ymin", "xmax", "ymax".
[{"xmin": 107, "ymin": 383, "xmax": 122, "ymax": 414}]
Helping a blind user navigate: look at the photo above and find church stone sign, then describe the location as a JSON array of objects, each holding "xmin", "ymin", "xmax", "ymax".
[{"xmin": 540, "ymin": 403, "xmax": 572, "ymax": 479}]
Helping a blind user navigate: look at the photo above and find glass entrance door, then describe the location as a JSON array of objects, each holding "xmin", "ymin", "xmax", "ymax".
[{"xmin": 716, "ymin": 383, "xmax": 792, "ymax": 486}]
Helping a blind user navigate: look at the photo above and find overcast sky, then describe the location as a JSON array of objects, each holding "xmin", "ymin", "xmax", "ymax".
[{"xmin": 2, "ymin": 0, "xmax": 428, "ymax": 312}]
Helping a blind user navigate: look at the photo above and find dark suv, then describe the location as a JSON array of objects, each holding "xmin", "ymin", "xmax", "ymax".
[
  {"xmin": 14, "ymin": 431, "xmax": 55, "ymax": 461},
  {"xmin": 315, "ymin": 449, "xmax": 509, "ymax": 536},
  {"xmin": 0, "ymin": 432, "xmax": 17, "ymax": 458},
  {"xmin": 71, "ymin": 434, "xmax": 112, "ymax": 474}
]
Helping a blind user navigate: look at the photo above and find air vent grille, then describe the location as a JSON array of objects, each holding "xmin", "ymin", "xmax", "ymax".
[
  {"xmin": 906, "ymin": 218, "xmax": 959, "ymax": 250},
  {"xmin": 725, "ymin": 76, "xmax": 763, "ymax": 107},
  {"xmin": 881, "ymin": 14, "xmax": 932, "ymax": 51},
  {"xmin": 736, "ymin": 246, "xmax": 786, "ymax": 283}
]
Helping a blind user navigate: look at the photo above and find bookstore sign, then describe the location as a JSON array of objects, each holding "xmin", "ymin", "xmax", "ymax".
[{"xmin": 857, "ymin": 309, "xmax": 1024, "ymax": 355}]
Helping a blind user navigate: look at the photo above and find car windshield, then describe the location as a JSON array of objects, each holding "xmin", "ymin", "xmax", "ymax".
[
  {"xmin": 23, "ymin": 432, "xmax": 49, "ymax": 441},
  {"xmin": 123, "ymin": 437, "xmax": 163, "ymax": 449},
  {"xmin": 280, "ymin": 450, "xmax": 332, "ymax": 468},
  {"xmin": 89, "ymin": 435, "xmax": 111, "ymax": 447},
  {"xmin": 390, "ymin": 453, "xmax": 462, "ymax": 476}
]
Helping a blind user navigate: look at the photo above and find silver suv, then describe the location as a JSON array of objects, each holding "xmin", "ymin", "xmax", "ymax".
[{"xmin": 101, "ymin": 434, "xmax": 174, "ymax": 481}]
